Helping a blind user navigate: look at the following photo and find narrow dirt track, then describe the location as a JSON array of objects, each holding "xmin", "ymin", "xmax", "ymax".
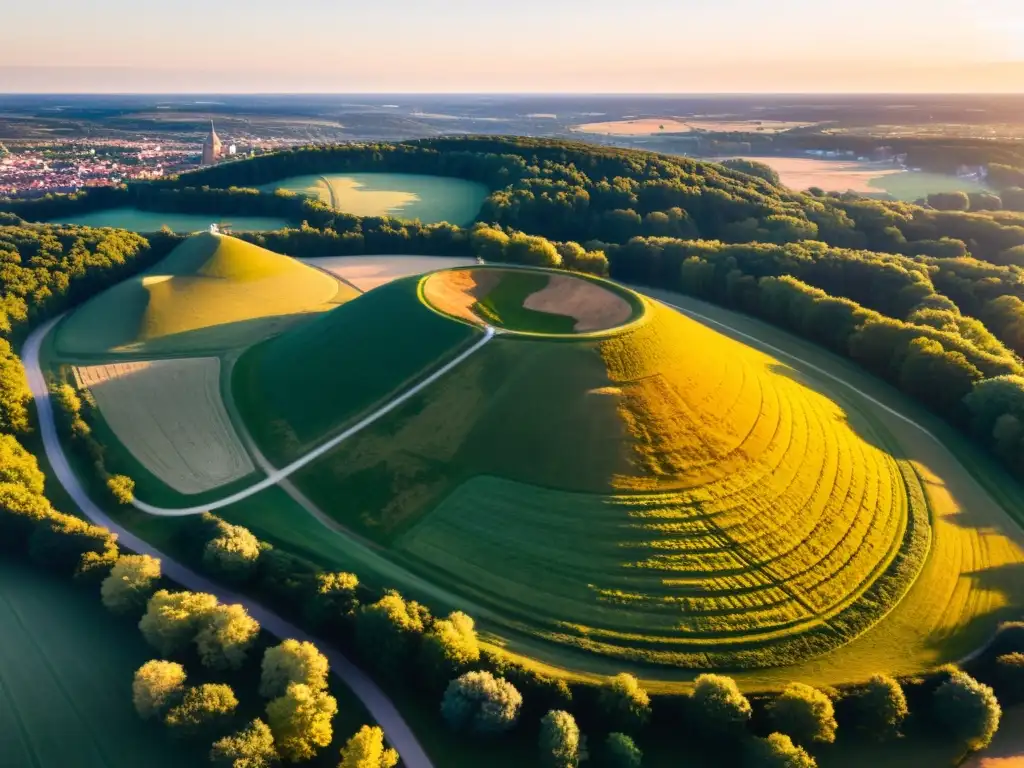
[{"xmin": 21, "ymin": 316, "xmax": 435, "ymax": 768}]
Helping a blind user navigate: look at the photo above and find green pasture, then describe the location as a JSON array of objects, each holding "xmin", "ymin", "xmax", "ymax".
[
  {"xmin": 233, "ymin": 275, "xmax": 480, "ymax": 463},
  {"xmin": 867, "ymin": 171, "xmax": 990, "ymax": 201},
  {"xmin": 0, "ymin": 558, "xmax": 201, "ymax": 768},
  {"xmin": 472, "ymin": 271, "xmax": 577, "ymax": 333},
  {"xmin": 260, "ymin": 172, "xmax": 487, "ymax": 225},
  {"xmin": 48, "ymin": 207, "xmax": 290, "ymax": 233}
]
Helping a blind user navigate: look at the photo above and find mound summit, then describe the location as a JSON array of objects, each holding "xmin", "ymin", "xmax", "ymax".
[
  {"xmin": 54, "ymin": 232, "xmax": 353, "ymax": 357},
  {"xmin": 234, "ymin": 266, "xmax": 928, "ymax": 669}
]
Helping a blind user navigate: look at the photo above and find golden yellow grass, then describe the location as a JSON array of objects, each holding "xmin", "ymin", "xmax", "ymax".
[
  {"xmin": 305, "ymin": 255, "xmax": 476, "ymax": 293},
  {"xmin": 522, "ymin": 274, "xmax": 633, "ymax": 331},
  {"xmin": 572, "ymin": 119, "xmax": 812, "ymax": 136},
  {"xmin": 75, "ymin": 358, "xmax": 254, "ymax": 494}
]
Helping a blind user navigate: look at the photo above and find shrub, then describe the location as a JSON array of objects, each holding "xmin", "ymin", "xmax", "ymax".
[
  {"xmin": 441, "ymin": 671, "xmax": 522, "ymax": 735},
  {"xmin": 928, "ymin": 191, "xmax": 970, "ymax": 212},
  {"xmin": 768, "ymin": 683, "xmax": 837, "ymax": 746},
  {"xmin": 0, "ymin": 434, "xmax": 45, "ymax": 493},
  {"xmin": 356, "ymin": 591, "xmax": 428, "ymax": 674},
  {"xmin": 107, "ymin": 474, "xmax": 135, "ymax": 504},
  {"xmin": 139, "ymin": 589, "xmax": 219, "ymax": 656},
  {"xmin": 601, "ymin": 732, "xmax": 642, "ymax": 768},
  {"xmin": 28, "ymin": 512, "xmax": 118, "ymax": 575},
  {"xmin": 101, "ymin": 554, "xmax": 161, "ymax": 615},
  {"xmin": 745, "ymin": 732, "xmax": 817, "ymax": 768},
  {"xmin": 165, "ymin": 683, "xmax": 238, "ymax": 737},
  {"xmin": 195, "ymin": 603, "xmax": 261, "ymax": 671},
  {"xmin": 0, "ymin": 482, "xmax": 54, "ymax": 550},
  {"xmin": 260, "ymin": 639, "xmax": 330, "ymax": 698},
  {"xmin": 539, "ymin": 710, "xmax": 581, "ymax": 768},
  {"xmin": 304, "ymin": 571, "xmax": 359, "ymax": 632},
  {"xmin": 689, "ymin": 673, "xmax": 752, "ymax": 736},
  {"xmin": 506, "ymin": 233, "xmax": 562, "ymax": 267},
  {"xmin": 598, "ymin": 673, "xmax": 651, "ymax": 733},
  {"xmin": 132, "ymin": 659, "xmax": 186, "ymax": 719},
  {"xmin": 266, "ymin": 682, "xmax": 338, "ymax": 762},
  {"xmin": 210, "ymin": 719, "xmax": 277, "ymax": 768},
  {"xmin": 853, "ymin": 674, "xmax": 908, "ymax": 739},
  {"xmin": 994, "ymin": 653, "xmax": 1024, "ymax": 701},
  {"xmin": 933, "ymin": 670, "xmax": 1002, "ymax": 751},
  {"xmin": 203, "ymin": 520, "xmax": 262, "ymax": 583},
  {"xmin": 419, "ymin": 611, "xmax": 480, "ymax": 689},
  {"xmin": 338, "ymin": 725, "xmax": 399, "ymax": 768}
]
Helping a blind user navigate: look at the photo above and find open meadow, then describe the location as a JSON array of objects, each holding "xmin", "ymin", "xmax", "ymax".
[
  {"xmin": 0, "ymin": 558, "xmax": 201, "ymax": 768},
  {"xmin": 47, "ymin": 207, "xmax": 290, "ymax": 233},
  {"xmin": 261, "ymin": 173, "xmax": 487, "ymax": 225}
]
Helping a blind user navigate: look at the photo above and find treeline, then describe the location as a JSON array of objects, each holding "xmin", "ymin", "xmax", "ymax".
[
  {"xmin": 7, "ymin": 137, "xmax": 1024, "ymax": 270},
  {"xmin": 604, "ymin": 236, "xmax": 1024, "ymax": 474},
  {"xmin": 155, "ymin": 509, "xmax": 1023, "ymax": 768}
]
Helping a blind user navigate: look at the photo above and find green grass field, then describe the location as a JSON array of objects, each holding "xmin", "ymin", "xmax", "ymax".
[
  {"xmin": 53, "ymin": 232, "xmax": 354, "ymax": 358},
  {"xmin": 260, "ymin": 173, "xmax": 487, "ymax": 225},
  {"xmin": 48, "ymin": 207, "xmax": 290, "ymax": 233},
  {"xmin": 0, "ymin": 558, "xmax": 202, "ymax": 768},
  {"xmin": 233, "ymin": 275, "xmax": 481, "ymax": 463}
]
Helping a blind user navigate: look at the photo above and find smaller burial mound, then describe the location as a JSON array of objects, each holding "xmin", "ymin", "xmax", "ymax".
[
  {"xmin": 422, "ymin": 267, "xmax": 638, "ymax": 335},
  {"xmin": 54, "ymin": 232, "xmax": 354, "ymax": 357}
]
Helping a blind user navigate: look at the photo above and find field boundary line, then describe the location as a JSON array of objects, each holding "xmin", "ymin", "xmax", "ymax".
[
  {"xmin": 126, "ymin": 326, "xmax": 496, "ymax": 516},
  {"xmin": 22, "ymin": 316, "xmax": 435, "ymax": 768}
]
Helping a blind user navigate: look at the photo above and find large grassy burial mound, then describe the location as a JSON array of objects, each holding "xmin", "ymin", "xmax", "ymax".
[
  {"xmin": 234, "ymin": 268, "xmax": 929, "ymax": 670},
  {"xmin": 53, "ymin": 232, "xmax": 355, "ymax": 358},
  {"xmin": 422, "ymin": 267, "xmax": 641, "ymax": 335}
]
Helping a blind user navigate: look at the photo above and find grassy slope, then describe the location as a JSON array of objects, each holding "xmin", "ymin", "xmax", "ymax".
[
  {"xmin": 473, "ymin": 271, "xmax": 577, "ymax": 333},
  {"xmin": 53, "ymin": 232, "xmax": 352, "ymax": 359},
  {"xmin": 0, "ymin": 558, "xmax": 202, "ymax": 768},
  {"xmin": 260, "ymin": 172, "xmax": 487, "ymax": 225},
  {"xmin": 276, "ymin": 298, "xmax": 928, "ymax": 670},
  {"xmin": 233, "ymin": 275, "xmax": 480, "ymax": 463}
]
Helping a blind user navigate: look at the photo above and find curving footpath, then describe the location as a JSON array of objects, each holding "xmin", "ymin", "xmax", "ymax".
[
  {"xmin": 132, "ymin": 326, "xmax": 495, "ymax": 516},
  {"xmin": 22, "ymin": 316, "xmax": 435, "ymax": 768}
]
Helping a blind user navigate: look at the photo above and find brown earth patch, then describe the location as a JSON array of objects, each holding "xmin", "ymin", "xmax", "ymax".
[
  {"xmin": 421, "ymin": 268, "xmax": 501, "ymax": 325},
  {"xmin": 522, "ymin": 274, "xmax": 633, "ymax": 331}
]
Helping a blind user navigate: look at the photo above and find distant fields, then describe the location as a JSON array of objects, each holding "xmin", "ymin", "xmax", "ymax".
[
  {"xmin": 0, "ymin": 558, "xmax": 201, "ymax": 768},
  {"xmin": 261, "ymin": 173, "xmax": 487, "ymax": 225},
  {"xmin": 48, "ymin": 207, "xmax": 290, "ymax": 233},
  {"xmin": 716, "ymin": 156, "xmax": 991, "ymax": 199}
]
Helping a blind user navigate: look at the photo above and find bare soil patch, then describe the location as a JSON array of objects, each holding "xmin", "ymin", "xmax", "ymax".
[
  {"xmin": 421, "ymin": 268, "xmax": 502, "ymax": 325},
  {"xmin": 573, "ymin": 118, "xmax": 812, "ymax": 136},
  {"xmin": 523, "ymin": 274, "xmax": 633, "ymax": 331},
  {"xmin": 75, "ymin": 358, "xmax": 254, "ymax": 493},
  {"xmin": 717, "ymin": 156, "xmax": 903, "ymax": 193}
]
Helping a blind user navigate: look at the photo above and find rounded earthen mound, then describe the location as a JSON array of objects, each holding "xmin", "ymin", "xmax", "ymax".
[{"xmin": 421, "ymin": 266, "xmax": 641, "ymax": 335}]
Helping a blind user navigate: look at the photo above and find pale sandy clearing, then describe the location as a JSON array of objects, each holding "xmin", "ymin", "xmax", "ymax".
[
  {"xmin": 75, "ymin": 358, "xmax": 254, "ymax": 494},
  {"xmin": 421, "ymin": 268, "xmax": 501, "ymax": 325},
  {"xmin": 302, "ymin": 255, "xmax": 476, "ymax": 293},
  {"xmin": 523, "ymin": 274, "xmax": 633, "ymax": 331},
  {"xmin": 573, "ymin": 118, "xmax": 812, "ymax": 136},
  {"xmin": 722, "ymin": 156, "xmax": 903, "ymax": 193},
  {"xmin": 963, "ymin": 706, "xmax": 1024, "ymax": 768}
]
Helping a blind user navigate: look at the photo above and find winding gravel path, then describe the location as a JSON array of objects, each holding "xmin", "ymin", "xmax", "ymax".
[{"xmin": 22, "ymin": 316, "xmax": 435, "ymax": 768}]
